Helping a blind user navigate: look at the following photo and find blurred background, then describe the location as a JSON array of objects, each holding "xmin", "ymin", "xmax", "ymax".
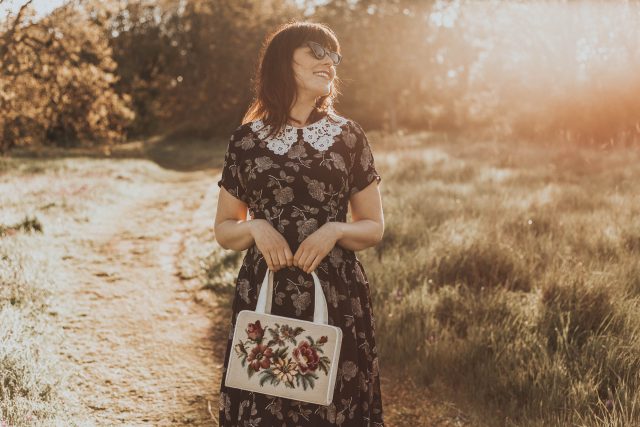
[
  {"xmin": 2, "ymin": 0, "xmax": 640, "ymax": 151},
  {"xmin": 2, "ymin": 1, "xmax": 640, "ymax": 426}
]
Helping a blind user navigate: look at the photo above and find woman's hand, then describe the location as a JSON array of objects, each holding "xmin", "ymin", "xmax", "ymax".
[
  {"xmin": 293, "ymin": 222, "xmax": 341, "ymax": 274},
  {"xmin": 249, "ymin": 219, "xmax": 294, "ymax": 272}
]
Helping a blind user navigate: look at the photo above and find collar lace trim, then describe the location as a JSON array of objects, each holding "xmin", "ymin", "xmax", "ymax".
[{"xmin": 249, "ymin": 112, "xmax": 349, "ymax": 155}]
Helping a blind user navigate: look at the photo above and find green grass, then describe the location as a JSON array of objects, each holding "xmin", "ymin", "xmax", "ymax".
[{"xmin": 358, "ymin": 133, "xmax": 640, "ymax": 425}]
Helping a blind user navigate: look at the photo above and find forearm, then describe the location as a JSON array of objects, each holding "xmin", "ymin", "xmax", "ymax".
[
  {"xmin": 214, "ymin": 219, "xmax": 255, "ymax": 251},
  {"xmin": 331, "ymin": 220, "xmax": 383, "ymax": 252}
]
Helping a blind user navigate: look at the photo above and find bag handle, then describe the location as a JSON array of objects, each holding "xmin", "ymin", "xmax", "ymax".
[{"xmin": 255, "ymin": 269, "xmax": 329, "ymax": 325}]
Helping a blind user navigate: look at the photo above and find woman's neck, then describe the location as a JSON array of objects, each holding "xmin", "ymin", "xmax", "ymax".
[{"xmin": 288, "ymin": 97, "xmax": 317, "ymax": 126}]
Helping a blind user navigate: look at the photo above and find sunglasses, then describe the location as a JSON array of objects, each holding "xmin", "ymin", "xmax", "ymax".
[{"xmin": 306, "ymin": 41, "xmax": 342, "ymax": 66}]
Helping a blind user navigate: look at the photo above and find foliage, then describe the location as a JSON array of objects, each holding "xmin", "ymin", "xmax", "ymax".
[
  {"xmin": 361, "ymin": 136, "xmax": 640, "ymax": 425},
  {"xmin": 3, "ymin": 0, "xmax": 640, "ymax": 148},
  {"xmin": 0, "ymin": 0, "xmax": 134, "ymax": 152}
]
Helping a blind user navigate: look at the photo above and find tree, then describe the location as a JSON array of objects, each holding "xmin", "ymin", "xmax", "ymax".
[{"xmin": 0, "ymin": 0, "xmax": 134, "ymax": 151}]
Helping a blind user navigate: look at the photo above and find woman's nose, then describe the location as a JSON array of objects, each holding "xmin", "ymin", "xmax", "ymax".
[{"xmin": 320, "ymin": 54, "xmax": 333, "ymax": 66}]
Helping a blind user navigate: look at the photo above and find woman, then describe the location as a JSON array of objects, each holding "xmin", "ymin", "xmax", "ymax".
[{"xmin": 214, "ymin": 20, "xmax": 385, "ymax": 426}]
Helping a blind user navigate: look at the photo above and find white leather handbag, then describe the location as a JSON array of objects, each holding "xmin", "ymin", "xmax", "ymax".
[{"xmin": 225, "ymin": 269, "xmax": 343, "ymax": 406}]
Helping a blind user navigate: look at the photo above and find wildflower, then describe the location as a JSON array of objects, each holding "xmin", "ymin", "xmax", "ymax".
[
  {"xmin": 247, "ymin": 344, "xmax": 273, "ymax": 371},
  {"xmin": 246, "ymin": 320, "xmax": 264, "ymax": 341},
  {"xmin": 272, "ymin": 357, "xmax": 299, "ymax": 385},
  {"xmin": 293, "ymin": 340, "xmax": 320, "ymax": 373}
]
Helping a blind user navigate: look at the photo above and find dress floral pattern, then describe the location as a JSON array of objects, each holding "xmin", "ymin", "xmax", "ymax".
[{"xmin": 217, "ymin": 110, "xmax": 384, "ymax": 427}]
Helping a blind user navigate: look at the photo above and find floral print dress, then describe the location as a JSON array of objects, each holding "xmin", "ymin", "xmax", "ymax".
[{"xmin": 217, "ymin": 110, "xmax": 384, "ymax": 427}]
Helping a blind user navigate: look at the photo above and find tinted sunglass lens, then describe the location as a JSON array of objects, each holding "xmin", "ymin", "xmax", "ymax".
[
  {"xmin": 310, "ymin": 44, "xmax": 324, "ymax": 59},
  {"xmin": 309, "ymin": 42, "xmax": 340, "ymax": 65}
]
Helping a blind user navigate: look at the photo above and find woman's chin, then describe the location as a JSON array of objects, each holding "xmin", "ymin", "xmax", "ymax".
[
  {"xmin": 300, "ymin": 82, "xmax": 331, "ymax": 99},
  {"xmin": 314, "ymin": 85, "xmax": 331, "ymax": 97}
]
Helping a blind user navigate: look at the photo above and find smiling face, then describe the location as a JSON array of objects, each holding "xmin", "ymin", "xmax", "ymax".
[{"xmin": 291, "ymin": 42, "xmax": 336, "ymax": 99}]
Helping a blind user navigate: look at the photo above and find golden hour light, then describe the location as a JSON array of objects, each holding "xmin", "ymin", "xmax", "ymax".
[{"xmin": 1, "ymin": 1, "xmax": 639, "ymax": 426}]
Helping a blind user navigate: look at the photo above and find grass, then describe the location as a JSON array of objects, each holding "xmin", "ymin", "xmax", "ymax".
[
  {"xmin": 0, "ymin": 234, "xmax": 75, "ymax": 426},
  {"xmin": 200, "ymin": 131, "xmax": 640, "ymax": 425},
  {"xmin": 4, "ymin": 131, "xmax": 639, "ymax": 425},
  {"xmin": 357, "ymin": 132, "xmax": 640, "ymax": 426},
  {"xmin": 0, "ymin": 154, "xmax": 198, "ymax": 426},
  {"xmin": 0, "ymin": 157, "xmax": 131, "ymax": 425}
]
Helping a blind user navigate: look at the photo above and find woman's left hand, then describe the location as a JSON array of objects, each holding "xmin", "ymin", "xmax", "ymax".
[{"xmin": 293, "ymin": 222, "xmax": 341, "ymax": 273}]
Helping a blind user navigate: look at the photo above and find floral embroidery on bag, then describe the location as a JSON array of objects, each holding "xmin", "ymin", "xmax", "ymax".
[{"xmin": 233, "ymin": 320, "xmax": 332, "ymax": 390}]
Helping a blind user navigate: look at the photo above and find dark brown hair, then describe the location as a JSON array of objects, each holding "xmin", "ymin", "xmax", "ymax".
[{"xmin": 242, "ymin": 20, "xmax": 343, "ymax": 139}]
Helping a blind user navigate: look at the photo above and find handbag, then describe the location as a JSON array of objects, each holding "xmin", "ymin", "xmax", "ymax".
[{"xmin": 224, "ymin": 268, "xmax": 343, "ymax": 406}]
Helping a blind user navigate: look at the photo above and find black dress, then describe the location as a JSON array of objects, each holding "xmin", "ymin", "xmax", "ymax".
[{"xmin": 217, "ymin": 110, "xmax": 384, "ymax": 426}]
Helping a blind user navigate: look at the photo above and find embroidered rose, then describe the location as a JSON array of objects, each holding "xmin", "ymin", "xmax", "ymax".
[
  {"xmin": 287, "ymin": 144, "xmax": 307, "ymax": 159},
  {"xmin": 343, "ymin": 128, "xmax": 357, "ymax": 149},
  {"xmin": 246, "ymin": 320, "xmax": 264, "ymax": 341},
  {"xmin": 297, "ymin": 218, "xmax": 318, "ymax": 241},
  {"xmin": 318, "ymin": 335, "xmax": 328, "ymax": 344},
  {"xmin": 305, "ymin": 177, "xmax": 325, "ymax": 201},
  {"xmin": 236, "ymin": 134, "xmax": 255, "ymax": 150},
  {"xmin": 274, "ymin": 186, "xmax": 294, "ymax": 205},
  {"xmin": 330, "ymin": 152, "xmax": 346, "ymax": 172},
  {"xmin": 328, "ymin": 246, "xmax": 344, "ymax": 268},
  {"xmin": 247, "ymin": 344, "xmax": 273, "ymax": 371},
  {"xmin": 360, "ymin": 145, "xmax": 372, "ymax": 170},
  {"xmin": 254, "ymin": 156, "xmax": 274, "ymax": 172},
  {"xmin": 291, "ymin": 291, "xmax": 311, "ymax": 316},
  {"xmin": 341, "ymin": 360, "xmax": 358, "ymax": 381},
  {"xmin": 292, "ymin": 340, "xmax": 320, "ymax": 373}
]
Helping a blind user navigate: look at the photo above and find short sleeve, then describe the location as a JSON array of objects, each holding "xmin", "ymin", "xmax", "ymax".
[
  {"xmin": 348, "ymin": 121, "xmax": 382, "ymax": 196},
  {"xmin": 217, "ymin": 125, "xmax": 249, "ymax": 204}
]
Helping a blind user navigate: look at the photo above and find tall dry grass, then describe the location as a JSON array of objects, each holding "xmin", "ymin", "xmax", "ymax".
[
  {"xmin": 205, "ymin": 132, "xmax": 640, "ymax": 425},
  {"xmin": 356, "ymin": 132, "xmax": 640, "ymax": 425},
  {"xmin": 0, "ymin": 227, "xmax": 75, "ymax": 425}
]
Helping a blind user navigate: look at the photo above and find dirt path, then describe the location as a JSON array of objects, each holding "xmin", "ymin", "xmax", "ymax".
[
  {"xmin": 45, "ymin": 161, "xmax": 475, "ymax": 426},
  {"xmin": 54, "ymin": 168, "xmax": 220, "ymax": 425}
]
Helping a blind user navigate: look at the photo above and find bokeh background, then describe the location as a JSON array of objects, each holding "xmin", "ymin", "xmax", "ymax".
[
  {"xmin": 3, "ymin": 0, "xmax": 640, "ymax": 151},
  {"xmin": 2, "ymin": 1, "xmax": 640, "ymax": 426}
]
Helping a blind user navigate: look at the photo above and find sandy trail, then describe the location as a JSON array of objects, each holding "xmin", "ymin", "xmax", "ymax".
[
  {"xmin": 54, "ymin": 169, "xmax": 220, "ymax": 426},
  {"xmin": 42, "ymin": 161, "xmax": 472, "ymax": 426}
]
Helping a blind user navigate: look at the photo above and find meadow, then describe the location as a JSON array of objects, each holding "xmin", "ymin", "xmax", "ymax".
[
  {"xmin": 2, "ymin": 132, "xmax": 640, "ymax": 426},
  {"xmin": 368, "ymin": 132, "xmax": 640, "ymax": 426},
  {"xmin": 203, "ymin": 131, "xmax": 640, "ymax": 426},
  {"xmin": 3, "ymin": 1, "xmax": 640, "ymax": 425}
]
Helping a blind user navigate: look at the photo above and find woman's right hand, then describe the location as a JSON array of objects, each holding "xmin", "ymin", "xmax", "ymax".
[{"xmin": 248, "ymin": 219, "xmax": 294, "ymax": 272}]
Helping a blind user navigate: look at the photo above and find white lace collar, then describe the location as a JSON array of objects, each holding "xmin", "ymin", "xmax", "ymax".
[{"xmin": 249, "ymin": 112, "xmax": 349, "ymax": 155}]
